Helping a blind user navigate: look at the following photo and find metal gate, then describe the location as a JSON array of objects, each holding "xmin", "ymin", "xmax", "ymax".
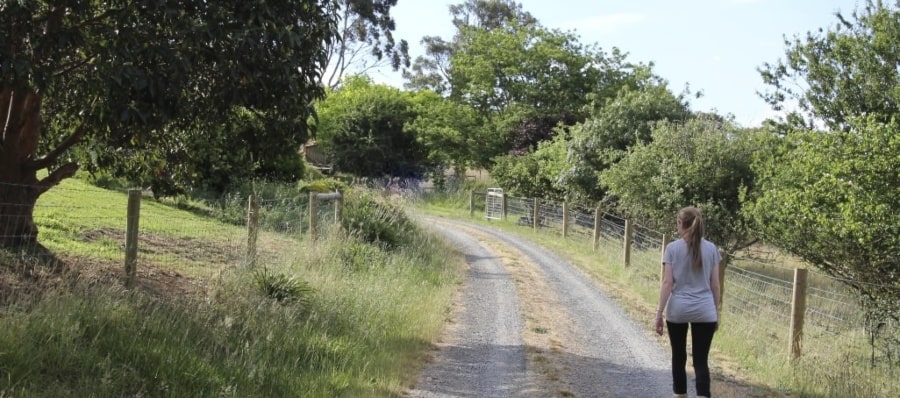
[{"xmin": 486, "ymin": 188, "xmax": 504, "ymax": 220}]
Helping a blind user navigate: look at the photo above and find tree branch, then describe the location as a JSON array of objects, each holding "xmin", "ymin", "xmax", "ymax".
[
  {"xmin": 29, "ymin": 125, "xmax": 86, "ymax": 171},
  {"xmin": 53, "ymin": 56, "xmax": 96, "ymax": 78},
  {"xmin": 2, "ymin": 89, "xmax": 37, "ymax": 151},
  {"xmin": 35, "ymin": 162, "xmax": 79, "ymax": 195},
  {"xmin": 0, "ymin": 88, "xmax": 12, "ymax": 145}
]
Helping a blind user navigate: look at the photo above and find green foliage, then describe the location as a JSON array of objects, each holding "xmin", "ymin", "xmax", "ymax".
[
  {"xmin": 447, "ymin": 20, "xmax": 644, "ymax": 165},
  {"xmin": 253, "ymin": 268, "xmax": 314, "ymax": 305},
  {"xmin": 404, "ymin": 1, "xmax": 649, "ymax": 171},
  {"xmin": 341, "ymin": 189, "xmax": 417, "ymax": 249},
  {"xmin": 0, "ymin": 0, "xmax": 338, "ymax": 199},
  {"xmin": 759, "ymin": 0, "xmax": 900, "ymax": 129},
  {"xmin": 563, "ymin": 82, "xmax": 691, "ymax": 202},
  {"xmin": 152, "ymin": 108, "xmax": 309, "ymax": 196},
  {"xmin": 746, "ymin": 117, "xmax": 899, "ymax": 319},
  {"xmin": 299, "ymin": 178, "xmax": 351, "ymax": 194},
  {"xmin": 403, "ymin": 0, "xmax": 537, "ymax": 94},
  {"xmin": 321, "ymin": 0, "xmax": 410, "ymax": 89},
  {"xmin": 450, "ymin": 20, "xmax": 605, "ymax": 118},
  {"xmin": 601, "ymin": 116, "xmax": 759, "ymax": 254},
  {"xmin": 406, "ymin": 90, "xmax": 490, "ymax": 173},
  {"xmin": 756, "ymin": 0, "xmax": 899, "ymax": 325},
  {"xmin": 489, "ymin": 131, "xmax": 568, "ymax": 200},
  {"xmin": 314, "ymin": 76, "xmax": 428, "ymax": 177}
]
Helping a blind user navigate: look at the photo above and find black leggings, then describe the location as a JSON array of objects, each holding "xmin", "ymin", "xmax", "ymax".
[{"xmin": 667, "ymin": 321, "xmax": 717, "ymax": 396}]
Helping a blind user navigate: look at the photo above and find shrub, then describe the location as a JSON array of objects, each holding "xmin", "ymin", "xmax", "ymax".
[{"xmin": 341, "ymin": 190, "xmax": 417, "ymax": 249}]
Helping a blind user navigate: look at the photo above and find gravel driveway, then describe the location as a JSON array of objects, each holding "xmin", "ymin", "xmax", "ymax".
[{"xmin": 407, "ymin": 217, "xmax": 673, "ymax": 398}]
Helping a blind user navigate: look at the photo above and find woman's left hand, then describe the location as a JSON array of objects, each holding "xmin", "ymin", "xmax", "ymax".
[{"xmin": 654, "ymin": 315, "xmax": 664, "ymax": 335}]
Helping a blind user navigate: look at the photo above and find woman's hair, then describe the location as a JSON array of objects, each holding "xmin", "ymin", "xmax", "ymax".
[{"xmin": 678, "ymin": 207, "xmax": 705, "ymax": 269}]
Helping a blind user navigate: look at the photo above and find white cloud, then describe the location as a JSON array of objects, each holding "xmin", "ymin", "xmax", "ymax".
[{"xmin": 563, "ymin": 13, "xmax": 645, "ymax": 34}]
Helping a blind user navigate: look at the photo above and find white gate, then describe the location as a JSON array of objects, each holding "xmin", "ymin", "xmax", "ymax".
[{"xmin": 486, "ymin": 188, "xmax": 504, "ymax": 220}]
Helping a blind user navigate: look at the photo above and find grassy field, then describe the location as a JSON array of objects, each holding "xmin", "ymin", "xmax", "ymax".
[
  {"xmin": 0, "ymin": 178, "xmax": 464, "ymax": 397},
  {"xmin": 416, "ymin": 189, "xmax": 898, "ymax": 398}
]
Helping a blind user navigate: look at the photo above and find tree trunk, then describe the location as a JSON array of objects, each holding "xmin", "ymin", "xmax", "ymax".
[
  {"xmin": 0, "ymin": 179, "xmax": 42, "ymax": 247},
  {"xmin": 1, "ymin": 87, "xmax": 82, "ymax": 248}
]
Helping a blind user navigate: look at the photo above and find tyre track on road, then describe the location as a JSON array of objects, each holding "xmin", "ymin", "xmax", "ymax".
[{"xmin": 407, "ymin": 220, "xmax": 548, "ymax": 397}]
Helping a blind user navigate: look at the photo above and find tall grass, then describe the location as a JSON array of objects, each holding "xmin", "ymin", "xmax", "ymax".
[{"xmin": 0, "ymin": 178, "xmax": 464, "ymax": 397}]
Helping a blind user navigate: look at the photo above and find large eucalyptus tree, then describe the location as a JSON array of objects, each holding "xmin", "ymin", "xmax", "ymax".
[{"xmin": 321, "ymin": 0, "xmax": 409, "ymax": 89}]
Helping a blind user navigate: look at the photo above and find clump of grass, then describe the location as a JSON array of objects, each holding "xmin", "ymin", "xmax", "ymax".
[{"xmin": 253, "ymin": 268, "xmax": 314, "ymax": 305}]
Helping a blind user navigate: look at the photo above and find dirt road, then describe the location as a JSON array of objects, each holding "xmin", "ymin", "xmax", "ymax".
[{"xmin": 407, "ymin": 217, "xmax": 673, "ymax": 397}]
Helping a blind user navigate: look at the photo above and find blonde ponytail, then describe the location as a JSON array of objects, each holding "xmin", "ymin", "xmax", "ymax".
[{"xmin": 677, "ymin": 207, "xmax": 705, "ymax": 269}]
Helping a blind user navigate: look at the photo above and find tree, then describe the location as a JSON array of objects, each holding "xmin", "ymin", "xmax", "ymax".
[
  {"xmin": 160, "ymin": 110, "xmax": 308, "ymax": 195},
  {"xmin": 321, "ymin": 0, "xmax": 410, "ymax": 89},
  {"xmin": 562, "ymin": 80, "xmax": 692, "ymax": 202},
  {"xmin": 451, "ymin": 16, "xmax": 646, "ymax": 169},
  {"xmin": 314, "ymin": 76, "xmax": 428, "ymax": 178},
  {"xmin": 755, "ymin": 0, "xmax": 899, "ymax": 328},
  {"xmin": 403, "ymin": 0, "xmax": 537, "ymax": 94},
  {"xmin": 490, "ymin": 129, "xmax": 568, "ymax": 200},
  {"xmin": 449, "ymin": 21, "xmax": 623, "ymax": 120},
  {"xmin": 758, "ymin": 0, "xmax": 899, "ymax": 130},
  {"xmin": 405, "ymin": 90, "xmax": 487, "ymax": 177},
  {"xmin": 0, "ymin": 1, "xmax": 339, "ymax": 246},
  {"xmin": 600, "ymin": 116, "xmax": 759, "ymax": 257},
  {"xmin": 746, "ymin": 117, "xmax": 899, "ymax": 321}
]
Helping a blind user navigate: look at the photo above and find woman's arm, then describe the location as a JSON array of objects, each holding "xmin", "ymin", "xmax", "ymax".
[
  {"xmin": 710, "ymin": 260, "xmax": 721, "ymax": 325},
  {"xmin": 655, "ymin": 263, "xmax": 674, "ymax": 335}
]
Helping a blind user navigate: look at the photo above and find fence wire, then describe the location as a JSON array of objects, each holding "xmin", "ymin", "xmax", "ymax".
[
  {"xmin": 11, "ymin": 185, "xmax": 893, "ymax": 372},
  {"xmin": 1, "ymin": 183, "xmax": 345, "ymax": 285},
  {"xmin": 470, "ymin": 190, "xmax": 897, "ymax": 371}
]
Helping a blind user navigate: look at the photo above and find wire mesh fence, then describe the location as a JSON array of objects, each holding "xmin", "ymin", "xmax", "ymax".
[
  {"xmin": 469, "ymin": 189, "xmax": 898, "ymax": 370},
  {"xmin": 0, "ymin": 182, "xmax": 346, "ymax": 288}
]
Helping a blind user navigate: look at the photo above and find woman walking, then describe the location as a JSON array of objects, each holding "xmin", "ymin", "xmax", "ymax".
[{"xmin": 655, "ymin": 207, "xmax": 721, "ymax": 398}]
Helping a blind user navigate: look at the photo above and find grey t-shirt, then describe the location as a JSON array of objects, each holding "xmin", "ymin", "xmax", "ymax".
[{"xmin": 663, "ymin": 238, "xmax": 721, "ymax": 323}]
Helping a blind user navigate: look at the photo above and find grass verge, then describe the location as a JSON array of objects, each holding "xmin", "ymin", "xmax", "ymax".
[{"xmin": 0, "ymin": 178, "xmax": 464, "ymax": 397}]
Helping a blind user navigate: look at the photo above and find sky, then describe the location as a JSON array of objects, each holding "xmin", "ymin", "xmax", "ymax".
[{"xmin": 369, "ymin": 0, "xmax": 864, "ymax": 127}]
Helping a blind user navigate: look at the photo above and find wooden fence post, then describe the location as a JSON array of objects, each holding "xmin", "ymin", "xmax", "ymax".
[
  {"xmin": 502, "ymin": 193, "xmax": 508, "ymax": 221},
  {"xmin": 124, "ymin": 189, "xmax": 141, "ymax": 288},
  {"xmin": 309, "ymin": 192, "xmax": 342, "ymax": 240},
  {"xmin": 790, "ymin": 268, "xmax": 809, "ymax": 360},
  {"xmin": 246, "ymin": 195, "xmax": 259, "ymax": 268},
  {"xmin": 562, "ymin": 201, "xmax": 569, "ymax": 238},
  {"xmin": 660, "ymin": 233, "xmax": 669, "ymax": 282},
  {"xmin": 532, "ymin": 198, "xmax": 541, "ymax": 230},
  {"xmin": 334, "ymin": 192, "xmax": 343, "ymax": 227},
  {"xmin": 309, "ymin": 191, "xmax": 318, "ymax": 239},
  {"xmin": 469, "ymin": 190, "xmax": 475, "ymax": 217},
  {"xmin": 623, "ymin": 219, "xmax": 633, "ymax": 266},
  {"xmin": 592, "ymin": 207, "xmax": 602, "ymax": 252},
  {"xmin": 719, "ymin": 251, "xmax": 729, "ymax": 312}
]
